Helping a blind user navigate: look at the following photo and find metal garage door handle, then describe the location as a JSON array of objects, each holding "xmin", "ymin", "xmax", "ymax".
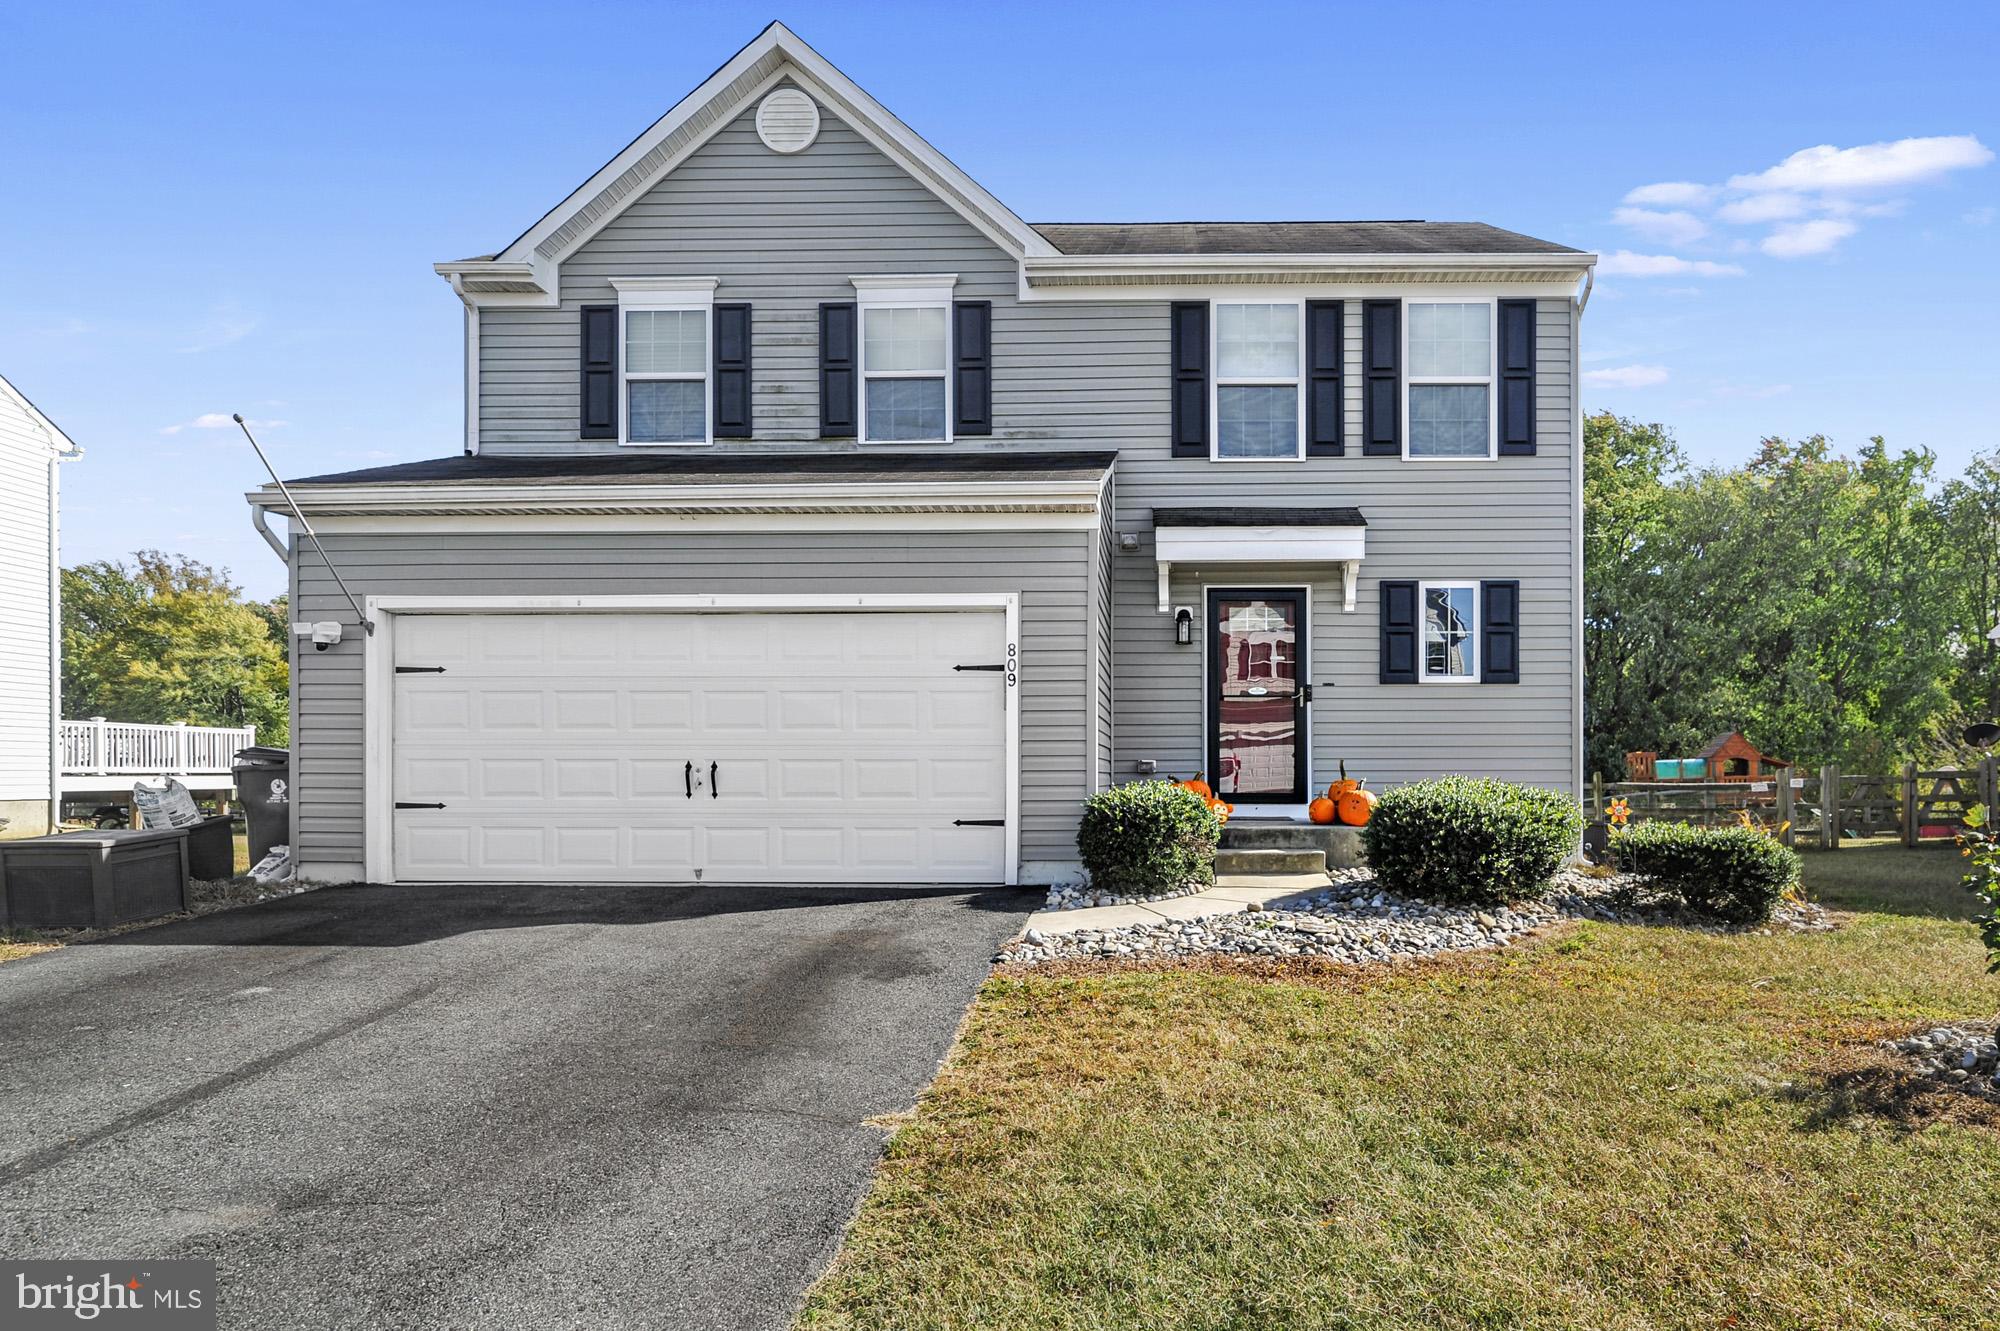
[
  {"xmin": 684, "ymin": 761, "xmax": 693, "ymax": 799},
  {"xmin": 710, "ymin": 761, "xmax": 718, "ymax": 798}
]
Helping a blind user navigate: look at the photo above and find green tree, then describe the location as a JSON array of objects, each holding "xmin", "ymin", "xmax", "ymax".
[{"xmin": 62, "ymin": 552, "xmax": 289, "ymax": 745}]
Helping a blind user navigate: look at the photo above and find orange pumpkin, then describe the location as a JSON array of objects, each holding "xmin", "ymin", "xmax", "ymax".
[
  {"xmin": 1178, "ymin": 774, "xmax": 1214, "ymax": 801},
  {"xmin": 1336, "ymin": 788, "xmax": 1378, "ymax": 826},
  {"xmin": 1308, "ymin": 795, "xmax": 1338, "ymax": 824},
  {"xmin": 1327, "ymin": 759, "xmax": 1361, "ymax": 799}
]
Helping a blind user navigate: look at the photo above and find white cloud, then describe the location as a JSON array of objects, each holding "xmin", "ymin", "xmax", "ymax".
[
  {"xmin": 1612, "ymin": 135, "xmax": 1992, "ymax": 265},
  {"xmin": 1966, "ymin": 205, "xmax": 1997, "ymax": 226},
  {"xmin": 1623, "ymin": 181, "xmax": 1717, "ymax": 208},
  {"xmin": 1612, "ymin": 206, "xmax": 1708, "ymax": 245},
  {"xmin": 160, "ymin": 413, "xmax": 286, "ymax": 436},
  {"xmin": 1715, "ymin": 192, "xmax": 1808, "ymax": 224},
  {"xmin": 1583, "ymin": 364, "xmax": 1670, "ymax": 389},
  {"xmin": 1760, "ymin": 218, "xmax": 1858, "ymax": 258},
  {"xmin": 1727, "ymin": 134, "xmax": 1992, "ymax": 194},
  {"xmin": 1597, "ymin": 250, "xmax": 1746, "ymax": 278}
]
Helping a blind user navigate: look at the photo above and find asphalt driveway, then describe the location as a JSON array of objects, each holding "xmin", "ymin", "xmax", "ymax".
[{"xmin": 0, "ymin": 882, "xmax": 1034, "ymax": 1329}]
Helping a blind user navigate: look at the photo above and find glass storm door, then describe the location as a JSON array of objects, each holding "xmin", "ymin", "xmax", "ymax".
[{"xmin": 1207, "ymin": 590, "xmax": 1308, "ymax": 802}]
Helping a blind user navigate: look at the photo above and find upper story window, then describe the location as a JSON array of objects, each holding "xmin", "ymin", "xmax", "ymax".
[
  {"xmin": 1420, "ymin": 581, "xmax": 1479, "ymax": 681},
  {"xmin": 855, "ymin": 277, "xmax": 955, "ymax": 442},
  {"xmin": 612, "ymin": 277, "xmax": 718, "ymax": 446},
  {"xmin": 1214, "ymin": 302, "xmax": 1301, "ymax": 460},
  {"xmin": 1406, "ymin": 301, "xmax": 1494, "ymax": 459}
]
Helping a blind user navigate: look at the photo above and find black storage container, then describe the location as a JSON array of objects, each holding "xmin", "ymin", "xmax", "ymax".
[
  {"xmin": 232, "ymin": 745, "xmax": 291, "ymax": 867},
  {"xmin": 182, "ymin": 815, "xmax": 236, "ymax": 880},
  {"xmin": 0, "ymin": 828, "xmax": 190, "ymax": 931}
]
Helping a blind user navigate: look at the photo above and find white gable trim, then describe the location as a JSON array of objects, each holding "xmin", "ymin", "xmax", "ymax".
[
  {"xmin": 451, "ymin": 22, "xmax": 1053, "ymax": 304},
  {"xmin": 0, "ymin": 374, "xmax": 80, "ymax": 456}
]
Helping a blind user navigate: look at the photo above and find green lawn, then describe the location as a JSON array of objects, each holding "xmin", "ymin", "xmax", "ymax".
[{"xmin": 799, "ymin": 843, "xmax": 1999, "ymax": 1331}]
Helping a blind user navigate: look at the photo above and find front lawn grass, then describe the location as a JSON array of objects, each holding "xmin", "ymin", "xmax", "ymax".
[{"xmin": 799, "ymin": 842, "xmax": 1999, "ymax": 1331}]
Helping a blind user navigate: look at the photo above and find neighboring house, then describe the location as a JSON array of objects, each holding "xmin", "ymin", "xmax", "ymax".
[
  {"xmin": 0, "ymin": 375, "xmax": 81, "ymax": 839},
  {"xmin": 247, "ymin": 22, "xmax": 1595, "ymax": 888}
]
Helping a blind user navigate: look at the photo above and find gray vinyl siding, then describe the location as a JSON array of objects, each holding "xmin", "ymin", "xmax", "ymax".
[
  {"xmin": 1109, "ymin": 300, "xmax": 1577, "ymax": 796},
  {"xmin": 415, "ymin": 76, "xmax": 1580, "ymax": 871},
  {"xmin": 289, "ymin": 529, "xmax": 1095, "ymax": 879}
]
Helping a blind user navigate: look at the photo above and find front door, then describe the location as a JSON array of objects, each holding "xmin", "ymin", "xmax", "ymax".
[{"xmin": 1207, "ymin": 589, "xmax": 1308, "ymax": 803}]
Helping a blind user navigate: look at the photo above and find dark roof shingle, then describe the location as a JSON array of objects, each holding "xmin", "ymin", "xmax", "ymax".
[
  {"xmin": 285, "ymin": 450, "xmax": 1118, "ymax": 487},
  {"xmin": 1032, "ymin": 221, "xmax": 1580, "ymax": 257}
]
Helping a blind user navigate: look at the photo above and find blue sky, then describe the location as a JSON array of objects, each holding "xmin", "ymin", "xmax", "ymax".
[{"xmin": 3, "ymin": 1, "xmax": 1994, "ymax": 599}]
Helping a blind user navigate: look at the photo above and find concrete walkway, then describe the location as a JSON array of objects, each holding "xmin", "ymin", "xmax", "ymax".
[{"xmin": 1024, "ymin": 873, "xmax": 1331, "ymax": 935}]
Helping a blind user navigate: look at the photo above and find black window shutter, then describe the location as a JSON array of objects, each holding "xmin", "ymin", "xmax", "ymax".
[
  {"xmin": 953, "ymin": 300, "xmax": 992, "ymax": 436},
  {"xmin": 819, "ymin": 302, "xmax": 857, "ymax": 438},
  {"xmin": 1169, "ymin": 301, "xmax": 1209, "ymax": 457},
  {"xmin": 713, "ymin": 303, "xmax": 752, "ymax": 439},
  {"xmin": 579, "ymin": 305, "xmax": 618, "ymax": 440},
  {"xmin": 1306, "ymin": 299, "xmax": 1343, "ymax": 456},
  {"xmin": 1380, "ymin": 580, "xmax": 1418, "ymax": 683},
  {"xmin": 1497, "ymin": 299, "xmax": 1536, "ymax": 456},
  {"xmin": 1361, "ymin": 300, "xmax": 1400, "ymax": 456},
  {"xmin": 1481, "ymin": 579, "xmax": 1521, "ymax": 683}
]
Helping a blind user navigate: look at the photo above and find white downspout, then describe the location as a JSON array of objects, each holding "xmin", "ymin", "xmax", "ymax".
[
  {"xmin": 47, "ymin": 442, "xmax": 81, "ymax": 833},
  {"xmin": 251, "ymin": 502, "xmax": 289, "ymax": 562},
  {"xmin": 1573, "ymin": 270, "xmax": 1591, "ymax": 802}
]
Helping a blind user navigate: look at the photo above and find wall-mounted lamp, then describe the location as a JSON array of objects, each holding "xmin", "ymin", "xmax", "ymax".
[
  {"xmin": 1118, "ymin": 532, "xmax": 1141, "ymax": 552},
  {"xmin": 1173, "ymin": 605, "xmax": 1194, "ymax": 646}
]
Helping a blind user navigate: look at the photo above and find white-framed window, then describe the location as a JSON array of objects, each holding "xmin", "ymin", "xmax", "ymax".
[
  {"xmin": 1405, "ymin": 299, "xmax": 1496, "ymax": 460},
  {"xmin": 854, "ymin": 275, "xmax": 955, "ymax": 443},
  {"xmin": 1419, "ymin": 581, "xmax": 1480, "ymax": 682},
  {"xmin": 612, "ymin": 277, "xmax": 718, "ymax": 446},
  {"xmin": 1213, "ymin": 301, "xmax": 1303, "ymax": 460}
]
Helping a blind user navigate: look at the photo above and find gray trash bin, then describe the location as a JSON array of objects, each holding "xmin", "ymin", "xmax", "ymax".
[{"xmin": 232, "ymin": 745, "xmax": 292, "ymax": 867}]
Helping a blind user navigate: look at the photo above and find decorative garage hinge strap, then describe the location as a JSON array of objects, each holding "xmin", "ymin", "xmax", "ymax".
[
  {"xmin": 395, "ymin": 802, "xmax": 447, "ymax": 810},
  {"xmin": 395, "ymin": 666, "xmax": 447, "ymax": 674},
  {"xmin": 953, "ymin": 818, "xmax": 1005, "ymax": 826},
  {"xmin": 952, "ymin": 663, "xmax": 1006, "ymax": 671}
]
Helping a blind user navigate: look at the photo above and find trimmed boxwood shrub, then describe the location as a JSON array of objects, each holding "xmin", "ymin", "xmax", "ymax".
[
  {"xmin": 1612, "ymin": 821, "xmax": 1800, "ymax": 924},
  {"xmin": 1362, "ymin": 776, "xmax": 1583, "ymax": 907},
  {"xmin": 1077, "ymin": 780, "xmax": 1220, "ymax": 897}
]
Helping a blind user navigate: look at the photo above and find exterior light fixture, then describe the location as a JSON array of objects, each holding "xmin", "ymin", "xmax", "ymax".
[{"xmin": 1173, "ymin": 606, "xmax": 1194, "ymax": 645}]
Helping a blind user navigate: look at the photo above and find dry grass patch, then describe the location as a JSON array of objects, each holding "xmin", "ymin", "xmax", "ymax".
[{"xmin": 799, "ymin": 845, "xmax": 2000, "ymax": 1331}]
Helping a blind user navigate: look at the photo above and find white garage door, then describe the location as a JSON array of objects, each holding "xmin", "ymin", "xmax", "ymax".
[{"xmin": 389, "ymin": 610, "xmax": 1008, "ymax": 884}]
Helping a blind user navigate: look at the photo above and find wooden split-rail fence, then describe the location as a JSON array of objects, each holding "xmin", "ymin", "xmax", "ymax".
[{"xmin": 1588, "ymin": 758, "xmax": 1999, "ymax": 849}]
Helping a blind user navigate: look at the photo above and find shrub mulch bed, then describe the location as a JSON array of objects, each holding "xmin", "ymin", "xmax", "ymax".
[{"xmin": 1000, "ymin": 866, "xmax": 1835, "ymax": 967}]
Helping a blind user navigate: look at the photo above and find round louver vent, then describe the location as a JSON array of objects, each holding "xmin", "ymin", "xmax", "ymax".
[{"xmin": 755, "ymin": 88, "xmax": 820, "ymax": 154}]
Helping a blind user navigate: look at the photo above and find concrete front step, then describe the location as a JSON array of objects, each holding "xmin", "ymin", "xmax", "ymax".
[
  {"xmin": 1221, "ymin": 820, "xmax": 1366, "ymax": 867},
  {"xmin": 1213, "ymin": 847, "xmax": 1326, "ymax": 875},
  {"xmin": 1022, "ymin": 872, "xmax": 1331, "ymax": 936}
]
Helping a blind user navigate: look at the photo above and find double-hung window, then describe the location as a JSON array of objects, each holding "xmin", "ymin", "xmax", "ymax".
[
  {"xmin": 1214, "ymin": 302, "xmax": 1302, "ymax": 459},
  {"xmin": 855, "ymin": 277, "xmax": 954, "ymax": 442},
  {"xmin": 1406, "ymin": 300, "xmax": 1495, "ymax": 459},
  {"xmin": 613, "ymin": 277, "xmax": 718, "ymax": 445},
  {"xmin": 1420, "ymin": 581, "xmax": 1479, "ymax": 681}
]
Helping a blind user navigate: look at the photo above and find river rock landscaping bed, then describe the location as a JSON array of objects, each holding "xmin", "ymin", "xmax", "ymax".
[
  {"xmin": 1881, "ymin": 1022, "xmax": 2000, "ymax": 1096},
  {"xmin": 1042, "ymin": 879, "xmax": 1204, "ymax": 911},
  {"xmin": 1003, "ymin": 866, "xmax": 1837, "ymax": 966}
]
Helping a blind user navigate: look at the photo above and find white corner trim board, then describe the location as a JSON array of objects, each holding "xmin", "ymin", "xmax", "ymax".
[{"xmin": 359, "ymin": 593, "xmax": 1022, "ymax": 888}]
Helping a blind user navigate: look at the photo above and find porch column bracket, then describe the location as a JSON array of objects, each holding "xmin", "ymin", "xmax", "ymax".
[
  {"xmin": 1157, "ymin": 560, "xmax": 1172, "ymax": 614},
  {"xmin": 1341, "ymin": 560, "xmax": 1360, "ymax": 613}
]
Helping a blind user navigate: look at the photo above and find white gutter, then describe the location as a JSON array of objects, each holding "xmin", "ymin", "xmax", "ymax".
[{"xmin": 243, "ymin": 475, "xmax": 1112, "ymax": 519}]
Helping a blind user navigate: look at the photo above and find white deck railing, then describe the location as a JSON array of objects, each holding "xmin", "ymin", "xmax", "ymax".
[{"xmin": 60, "ymin": 718, "xmax": 257, "ymax": 778}]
